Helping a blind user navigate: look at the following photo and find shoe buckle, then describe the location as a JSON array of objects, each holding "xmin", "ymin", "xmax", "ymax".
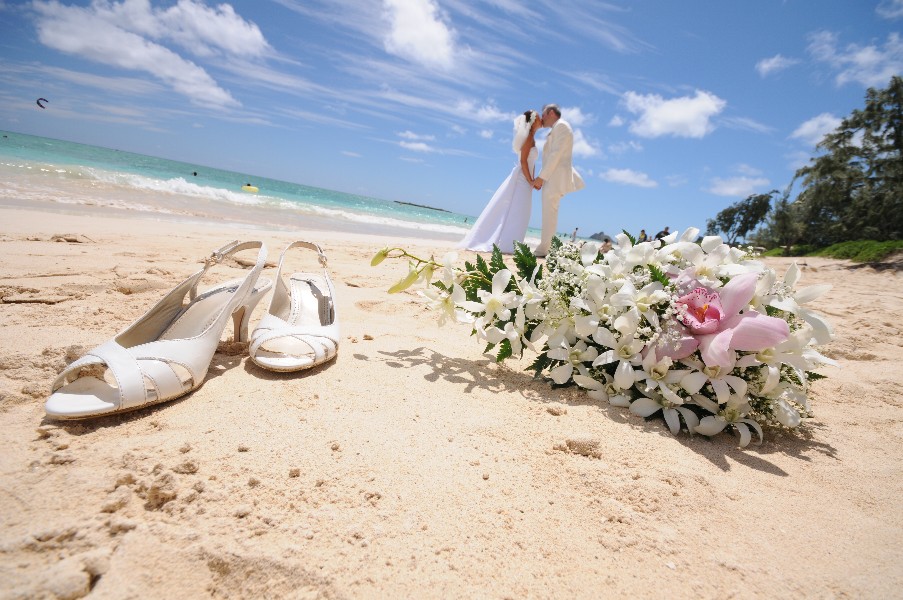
[{"xmin": 204, "ymin": 250, "xmax": 226, "ymax": 267}]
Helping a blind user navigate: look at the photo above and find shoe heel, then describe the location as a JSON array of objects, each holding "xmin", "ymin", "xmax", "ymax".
[{"xmin": 232, "ymin": 284, "xmax": 270, "ymax": 343}]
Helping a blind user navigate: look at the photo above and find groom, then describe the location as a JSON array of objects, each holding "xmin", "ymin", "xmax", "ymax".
[{"xmin": 533, "ymin": 104, "xmax": 585, "ymax": 257}]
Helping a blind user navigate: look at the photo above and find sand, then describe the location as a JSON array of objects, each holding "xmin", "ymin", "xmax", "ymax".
[{"xmin": 1, "ymin": 204, "xmax": 901, "ymax": 599}]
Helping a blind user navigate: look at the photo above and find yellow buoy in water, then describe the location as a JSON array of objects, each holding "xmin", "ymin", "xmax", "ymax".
[{"xmin": 241, "ymin": 184, "xmax": 258, "ymax": 193}]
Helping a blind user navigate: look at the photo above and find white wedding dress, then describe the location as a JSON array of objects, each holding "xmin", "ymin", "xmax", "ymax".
[{"xmin": 459, "ymin": 146, "xmax": 536, "ymax": 254}]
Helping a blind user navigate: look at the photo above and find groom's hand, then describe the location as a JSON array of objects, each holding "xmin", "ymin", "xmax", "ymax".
[{"xmin": 533, "ymin": 177, "xmax": 544, "ymax": 190}]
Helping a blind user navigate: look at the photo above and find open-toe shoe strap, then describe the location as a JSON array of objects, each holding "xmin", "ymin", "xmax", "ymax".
[
  {"xmin": 53, "ymin": 339, "xmax": 203, "ymax": 411},
  {"xmin": 250, "ymin": 318, "xmax": 339, "ymax": 357},
  {"xmin": 53, "ymin": 340, "xmax": 147, "ymax": 411}
]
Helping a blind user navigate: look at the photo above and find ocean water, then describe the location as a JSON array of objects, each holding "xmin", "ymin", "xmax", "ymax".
[{"xmin": 0, "ymin": 130, "xmax": 542, "ymax": 243}]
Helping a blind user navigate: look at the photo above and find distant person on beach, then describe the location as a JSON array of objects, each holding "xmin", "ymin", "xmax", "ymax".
[
  {"xmin": 532, "ymin": 104, "xmax": 585, "ymax": 257},
  {"xmin": 571, "ymin": 227, "xmax": 579, "ymax": 242},
  {"xmin": 654, "ymin": 226, "xmax": 670, "ymax": 240},
  {"xmin": 459, "ymin": 110, "xmax": 542, "ymax": 253},
  {"xmin": 637, "ymin": 229, "xmax": 648, "ymax": 243}
]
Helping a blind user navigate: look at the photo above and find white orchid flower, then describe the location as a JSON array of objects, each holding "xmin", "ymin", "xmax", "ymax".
[
  {"xmin": 693, "ymin": 394, "xmax": 764, "ymax": 448},
  {"xmin": 420, "ymin": 284, "xmax": 470, "ymax": 326},
  {"xmin": 574, "ymin": 296, "xmax": 619, "ymax": 338},
  {"xmin": 460, "ymin": 269, "xmax": 519, "ymax": 323},
  {"xmin": 516, "ymin": 272, "xmax": 545, "ymax": 320},
  {"xmin": 580, "ymin": 242, "xmax": 601, "ymax": 266},
  {"xmin": 615, "ymin": 233, "xmax": 658, "ymax": 271},
  {"xmin": 629, "ymin": 390, "xmax": 700, "ymax": 436},
  {"xmin": 547, "ymin": 340, "xmax": 600, "ymax": 385},
  {"xmin": 637, "ymin": 349, "xmax": 692, "ymax": 406},
  {"xmin": 572, "ymin": 371, "xmax": 628, "ymax": 404},
  {"xmin": 484, "ymin": 306, "xmax": 529, "ymax": 356},
  {"xmin": 679, "ymin": 355, "xmax": 748, "ymax": 405},
  {"xmin": 766, "ymin": 262, "xmax": 835, "ymax": 345},
  {"xmin": 439, "ymin": 252, "xmax": 458, "ymax": 287},
  {"xmin": 736, "ymin": 324, "xmax": 813, "ymax": 393},
  {"xmin": 761, "ymin": 381, "xmax": 810, "ymax": 427},
  {"xmin": 610, "ymin": 279, "xmax": 670, "ymax": 330},
  {"xmin": 591, "ymin": 326, "xmax": 645, "ymax": 390}
]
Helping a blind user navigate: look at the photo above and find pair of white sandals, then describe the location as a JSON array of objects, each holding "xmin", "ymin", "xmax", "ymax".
[{"xmin": 44, "ymin": 240, "xmax": 339, "ymax": 420}]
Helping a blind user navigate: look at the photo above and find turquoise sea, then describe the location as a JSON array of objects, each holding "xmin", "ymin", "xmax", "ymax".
[{"xmin": 0, "ymin": 130, "xmax": 543, "ymax": 242}]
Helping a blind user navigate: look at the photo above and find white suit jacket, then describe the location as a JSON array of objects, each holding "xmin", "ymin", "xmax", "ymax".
[{"xmin": 538, "ymin": 119, "xmax": 585, "ymax": 199}]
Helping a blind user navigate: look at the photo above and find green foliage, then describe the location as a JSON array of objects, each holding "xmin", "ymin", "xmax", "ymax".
[
  {"xmin": 647, "ymin": 263, "xmax": 671, "ymax": 287},
  {"xmin": 528, "ymin": 352, "xmax": 552, "ymax": 378},
  {"xmin": 489, "ymin": 245, "xmax": 507, "ymax": 276},
  {"xmin": 810, "ymin": 239, "xmax": 903, "ymax": 262},
  {"xmin": 462, "ymin": 255, "xmax": 492, "ymax": 302},
  {"xmin": 496, "ymin": 339, "xmax": 513, "ymax": 362},
  {"xmin": 513, "ymin": 240, "xmax": 539, "ymax": 282},
  {"xmin": 791, "ymin": 76, "xmax": 903, "ymax": 246},
  {"xmin": 706, "ymin": 191, "xmax": 776, "ymax": 244},
  {"xmin": 622, "ymin": 229, "xmax": 637, "ymax": 245}
]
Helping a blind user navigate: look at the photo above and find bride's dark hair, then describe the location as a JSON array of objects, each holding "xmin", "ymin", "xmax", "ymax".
[{"xmin": 523, "ymin": 110, "xmax": 537, "ymax": 124}]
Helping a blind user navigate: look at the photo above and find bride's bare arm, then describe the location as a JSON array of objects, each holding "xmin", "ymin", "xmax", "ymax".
[{"xmin": 520, "ymin": 139, "xmax": 535, "ymax": 184}]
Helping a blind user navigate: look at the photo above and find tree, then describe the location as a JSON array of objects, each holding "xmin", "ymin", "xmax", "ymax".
[
  {"xmin": 706, "ymin": 191, "xmax": 775, "ymax": 245},
  {"xmin": 756, "ymin": 184, "xmax": 803, "ymax": 254},
  {"xmin": 793, "ymin": 76, "xmax": 903, "ymax": 245}
]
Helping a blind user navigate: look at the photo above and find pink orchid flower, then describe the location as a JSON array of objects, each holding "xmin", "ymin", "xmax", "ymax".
[{"xmin": 669, "ymin": 272, "xmax": 790, "ymax": 370}]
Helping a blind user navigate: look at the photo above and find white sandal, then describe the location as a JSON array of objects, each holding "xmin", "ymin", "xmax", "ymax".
[
  {"xmin": 45, "ymin": 241, "xmax": 271, "ymax": 419},
  {"xmin": 249, "ymin": 241, "xmax": 339, "ymax": 372}
]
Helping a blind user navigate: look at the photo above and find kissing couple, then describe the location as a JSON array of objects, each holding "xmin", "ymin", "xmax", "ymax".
[{"xmin": 459, "ymin": 104, "xmax": 585, "ymax": 257}]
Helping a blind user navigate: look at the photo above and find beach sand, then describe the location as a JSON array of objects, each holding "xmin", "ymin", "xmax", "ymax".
[{"xmin": 1, "ymin": 203, "xmax": 901, "ymax": 599}]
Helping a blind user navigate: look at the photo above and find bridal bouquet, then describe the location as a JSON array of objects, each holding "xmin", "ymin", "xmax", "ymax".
[{"xmin": 372, "ymin": 228, "xmax": 835, "ymax": 447}]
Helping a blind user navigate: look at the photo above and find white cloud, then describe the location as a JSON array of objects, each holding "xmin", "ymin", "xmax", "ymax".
[
  {"xmin": 601, "ymin": 168, "xmax": 657, "ymax": 188},
  {"xmin": 666, "ymin": 175, "xmax": 688, "ymax": 187},
  {"xmin": 721, "ymin": 116, "xmax": 774, "ymax": 134},
  {"xmin": 567, "ymin": 72, "xmax": 619, "ymax": 95},
  {"xmin": 608, "ymin": 140, "xmax": 643, "ymax": 154},
  {"xmin": 399, "ymin": 140, "xmax": 436, "ymax": 152},
  {"xmin": 808, "ymin": 31, "xmax": 903, "ymax": 88},
  {"xmin": 31, "ymin": 0, "xmax": 257, "ymax": 108},
  {"xmin": 342, "ymin": 150, "xmax": 362, "ymax": 157},
  {"xmin": 398, "ymin": 130, "xmax": 435, "ymax": 141},
  {"xmin": 735, "ymin": 164, "xmax": 763, "ymax": 176},
  {"xmin": 707, "ymin": 176, "xmax": 770, "ymax": 197},
  {"xmin": 560, "ymin": 106, "xmax": 594, "ymax": 127},
  {"xmin": 877, "ymin": 0, "xmax": 903, "ymax": 19},
  {"xmin": 790, "ymin": 113, "xmax": 842, "ymax": 147},
  {"xmin": 454, "ymin": 100, "xmax": 513, "ymax": 124},
  {"xmin": 478, "ymin": 129, "xmax": 493, "ymax": 139},
  {"xmin": 572, "ymin": 129, "xmax": 600, "ymax": 158},
  {"xmin": 382, "ymin": 0, "xmax": 456, "ymax": 70},
  {"xmin": 608, "ymin": 115, "xmax": 625, "ymax": 127},
  {"xmin": 755, "ymin": 54, "xmax": 800, "ymax": 77},
  {"xmin": 622, "ymin": 90, "xmax": 726, "ymax": 138}
]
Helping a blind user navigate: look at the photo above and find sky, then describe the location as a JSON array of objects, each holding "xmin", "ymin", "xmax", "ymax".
[{"xmin": 1, "ymin": 0, "xmax": 901, "ymax": 238}]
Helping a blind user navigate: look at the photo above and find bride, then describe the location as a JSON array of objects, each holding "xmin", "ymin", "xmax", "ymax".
[{"xmin": 459, "ymin": 110, "xmax": 541, "ymax": 253}]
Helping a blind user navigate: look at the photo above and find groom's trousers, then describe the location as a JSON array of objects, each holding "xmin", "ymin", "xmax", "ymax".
[{"xmin": 535, "ymin": 190, "xmax": 563, "ymax": 256}]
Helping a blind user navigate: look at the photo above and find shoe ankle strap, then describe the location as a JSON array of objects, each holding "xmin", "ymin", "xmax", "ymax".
[
  {"xmin": 191, "ymin": 240, "xmax": 266, "ymax": 301},
  {"xmin": 277, "ymin": 241, "xmax": 327, "ymax": 269}
]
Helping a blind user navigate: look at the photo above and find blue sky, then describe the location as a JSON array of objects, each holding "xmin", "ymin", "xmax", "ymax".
[{"xmin": 1, "ymin": 0, "xmax": 901, "ymax": 238}]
